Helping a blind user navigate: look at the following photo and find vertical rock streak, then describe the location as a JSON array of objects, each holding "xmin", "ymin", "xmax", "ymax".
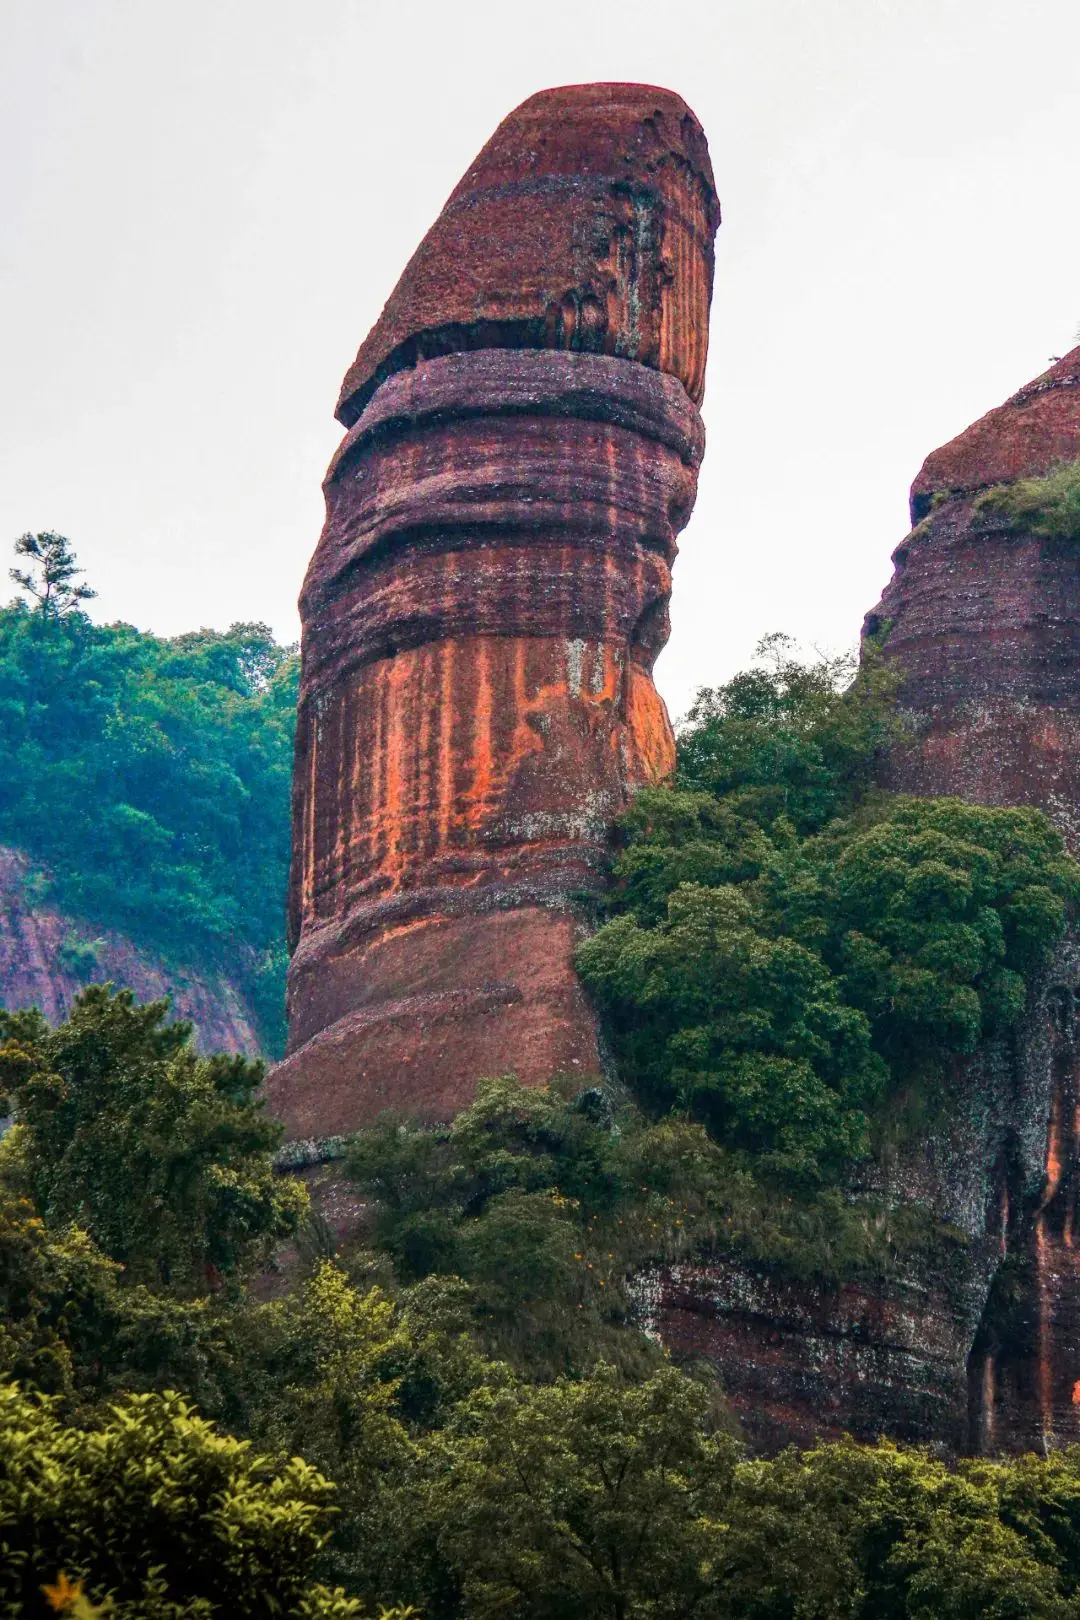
[{"xmin": 269, "ymin": 85, "xmax": 718, "ymax": 1137}]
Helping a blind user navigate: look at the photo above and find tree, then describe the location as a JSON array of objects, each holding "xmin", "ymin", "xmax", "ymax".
[
  {"xmin": 675, "ymin": 633, "xmax": 902, "ymax": 836},
  {"xmin": 0, "ymin": 595, "xmax": 298, "ymax": 1054},
  {"xmin": 576, "ymin": 647, "xmax": 1080, "ymax": 1191},
  {"xmin": 713, "ymin": 1440, "xmax": 1079, "ymax": 1619},
  {"xmin": 399, "ymin": 1363, "xmax": 739, "ymax": 1620},
  {"xmin": 0, "ymin": 986, "xmax": 306, "ymax": 1293},
  {"xmin": 0, "ymin": 1380, "xmax": 400, "ymax": 1619},
  {"xmin": 9, "ymin": 532, "xmax": 96, "ymax": 619}
]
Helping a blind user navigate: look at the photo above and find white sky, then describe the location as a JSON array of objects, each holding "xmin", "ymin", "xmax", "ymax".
[{"xmin": 2, "ymin": 0, "xmax": 1078, "ymax": 720}]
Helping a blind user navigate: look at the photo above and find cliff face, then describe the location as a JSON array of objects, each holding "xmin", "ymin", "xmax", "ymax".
[
  {"xmin": 867, "ymin": 343, "xmax": 1080, "ymax": 1453},
  {"xmin": 270, "ymin": 84, "xmax": 719, "ymax": 1139},
  {"xmin": 639, "ymin": 349, "xmax": 1080, "ymax": 1455},
  {"xmin": 268, "ymin": 83, "xmax": 1080, "ymax": 1455},
  {"xmin": 868, "ymin": 346, "xmax": 1080, "ymax": 827},
  {"xmin": 334, "ymin": 83, "xmax": 718, "ymax": 427},
  {"xmin": 0, "ymin": 847, "xmax": 261, "ymax": 1054}
]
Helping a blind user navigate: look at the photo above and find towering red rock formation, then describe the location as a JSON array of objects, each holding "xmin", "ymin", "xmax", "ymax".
[
  {"xmin": 269, "ymin": 85, "xmax": 719, "ymax": 1140},
  {"xmin": 866, "ymin": 346, "xmax": 1080, "ymax": 823}
]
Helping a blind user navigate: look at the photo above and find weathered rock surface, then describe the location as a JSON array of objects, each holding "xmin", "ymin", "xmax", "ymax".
[
  {"xmin": 0, "ymin": 846, "xmax": 260, "ymax": 1053},
  {"xmin": 867, "ymin": 345, "xmax": 1080, "ymax": 829},
  {"xmin": 636, "ymin": 1016, "xmax": 1061, "ymax": 1453},
  {"xmin": 271, "ymin": 86, "xmax": 719, "ymax": 1137},
  {"xmin": 335, "ymin": 83, "xmax": 719, "ymax": 426},
  {"xmin": 644, "ymin": 349, "xmax": 1080, "ymax": 1454},
  {"xmin": 861, "ymin": 349, "xmax": 1080, "ymax": 1452}
]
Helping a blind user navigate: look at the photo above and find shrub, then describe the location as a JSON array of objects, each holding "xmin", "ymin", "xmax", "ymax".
[
  {"xmin": 974, "ymin": 458, "xmax": 1080, "ymax": 543},
  {"xmin": 0, "ymin": 987, "xmax": 306, "ymax": 1292},
  {"xmin": 0, "ymin": 1381, "xmax": 373, "ymax": 1619},
  {"xmin": 576, "ymin": 647, "xmax": 1080, "ymax": 1186}
]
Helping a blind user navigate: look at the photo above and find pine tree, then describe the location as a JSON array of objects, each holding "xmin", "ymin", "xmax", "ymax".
[{"xmin": 10, "ymin": 531, "xmax": 96, "ymax": 617}]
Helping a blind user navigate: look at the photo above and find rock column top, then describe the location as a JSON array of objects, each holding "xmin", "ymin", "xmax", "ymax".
[
  {"xmin": 865, "ymin": 345, "xmax": 1080, "ymax": 815},
  {"xmin": 910, "ymin": 346, "xmax": 1080, "ymax": 520},
  {"xmin": 335, "ymin": 82, "xmax": 720, "ymax": 426}
]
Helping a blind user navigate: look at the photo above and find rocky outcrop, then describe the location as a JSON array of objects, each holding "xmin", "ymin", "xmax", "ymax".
[
  {"xmin": 268, "ymin": 84, "xmax": 1080, "ymax": 1456},
  {"xmin": 334, "ymin": 83, "xmax": 718, "ymax": 426},
  {"xmin": 271, "ymin": 84, "xmax": 719, "ymax": 1138},
  {"xmin": 0, "ymin": 847, "xmax": 261, "ymax": 1054},
  {"xmin": 635, "ymin": 1018, "xmax": 1061, "ymax": 1454},
  {"xmin": 643, "ymin": 349, "xmax": 1080, "ymax": 1455},
  {"xmin": 866, "ymin": 346, "xmax": 1080, "ymax": 829}
]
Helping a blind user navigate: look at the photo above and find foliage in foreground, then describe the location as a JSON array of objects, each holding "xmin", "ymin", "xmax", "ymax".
[
  {"xmin": 0, "ymin": 1382, "xmax": 377, "ymax": 1620},
  {"xmin": 576, "ymin": 639, "xmax": 1079, "ymax": 1185},
  {"xmin": 388, "ymin": 1372, "xmax": 1080, "ymax": 1620},
  {"xmin": 6, "ymin": 993, "xmax": 1080, "ymax": 1616},
  {"xmin": 8, "ymin": 1217, "xmax": 1080, "ymax": 1619},
  {"xmin": 0, "ymin": 986, "xmax": 305, "ymax": 1294},
  {"xmin": 1, "ymin": 539, "xmax": 296, "ymax": 1051},
  {"xmin": 5, "ymin": 631, "xmax": 1080, "ymax": 1615}
]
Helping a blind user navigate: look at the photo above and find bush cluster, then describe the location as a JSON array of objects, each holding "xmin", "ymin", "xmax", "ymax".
[
  {"xmin": 576, "ymin": 639, "xmax": 1079, "ymax": 1184},
  {"xmin": 974, "ymin": 457, "xmax": 1080, "ymax": 542}
]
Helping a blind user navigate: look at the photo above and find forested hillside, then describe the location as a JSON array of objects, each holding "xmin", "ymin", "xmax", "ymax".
[
  {"xmin": 5, "ymin": 630, "xmax": 1080, "ymax": 1616},
  {"xmin": 0, "ymin": 534, "xmax": 296, "ymax": 1052}
]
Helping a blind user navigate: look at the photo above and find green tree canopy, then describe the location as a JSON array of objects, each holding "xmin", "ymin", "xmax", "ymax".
[
  {"xmin": 9, "ymin": 532, "xmax": 96, "ymax": 619},
  {"xmin": 0, "ymin": 547, "xmax": 297, "ymax": 1051},
  {"xmin": 0, "ymin": 1381, "xmax": 394, "ymax": 1619},
  {"xmin": 576, "ymin": 644, "xmax": 1080, "ymax": 1185},
  {"xmin": 0, "ymin": 986, "xmax": 305, "ymax": 1293}
]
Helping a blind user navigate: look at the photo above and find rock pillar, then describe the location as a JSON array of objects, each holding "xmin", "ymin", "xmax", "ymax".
[
  {"xmin": 866, "ymin": 346, "xmax": 1080, "ymax": 824},
  {"xmin": 268, "ymin": 84, "xmax": 719, "ymax": 1137},
  {"xmin": 865, "ymin": 346, "xmax": 1080, "ymax": 1454}
]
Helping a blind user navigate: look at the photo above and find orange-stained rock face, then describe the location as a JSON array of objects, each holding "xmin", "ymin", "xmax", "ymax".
[
  {"xmin": 270, "ymin": 87, "xmax": 718, "ymax": 1137},
  {"xmin": 335, "ymin": 83, "xmax": 719, "ymax": 426}
]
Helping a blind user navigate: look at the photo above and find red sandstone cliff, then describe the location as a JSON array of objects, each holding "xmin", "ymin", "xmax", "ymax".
[
  {"xmin": 865, "ymin": 343, "xmax": 1080, "ymax": 1454},
  {"xmin": 0, "ymin": 846, "xmax": 261, "ymax": 1054},
  {"xmin": 270, "ymin": 84, "xmax": 719, "ymax": 1138},
  {"xmin": 868, "ymin": 346, "xmax": 1080, "ymax": 828},
  {"xmin": 641, "ymin": 347, "xmax": 1080, "ymax": 1455},
  {"xmin": 268, "ymin": 85, "xmax": 1080, "ymax": 1459}
]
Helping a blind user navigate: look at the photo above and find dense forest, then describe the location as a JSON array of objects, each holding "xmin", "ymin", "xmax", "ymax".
[
  {"xmin": 4, "ymin": 602, "xmax": 1080, "ymax": 1617},
  {"xmin": 0, "ymin": 533, "xmax": 296, "ymax": 1051}
]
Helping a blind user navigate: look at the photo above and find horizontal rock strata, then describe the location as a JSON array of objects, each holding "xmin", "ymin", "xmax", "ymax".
[
  {"xmin": 271, "ymin": 86, "xmax": 718, "ymax": 1136},
  {"xmin": 867, "ymin": 346, "xmax": 1080, "ymax": 824},
  {"xmin": 336, "ymin": 83, "xmax": 719, "ymax": 425},
  {"xmin": 852, "ymin": 347, "xmax": 1080, "ymax": 1454},
  {"xmin": 635, "ymin": 348, "xmax": 1080, "ymax": 1455},
  {"xmin": 863, "ymin": 351, "xmax": 1080, "ymax": 1447}
]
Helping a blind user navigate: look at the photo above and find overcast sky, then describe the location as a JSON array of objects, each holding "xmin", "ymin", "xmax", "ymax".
[{"xmin": 2, "ymin": 0, "xmax": 1078, "ymax": 718}]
